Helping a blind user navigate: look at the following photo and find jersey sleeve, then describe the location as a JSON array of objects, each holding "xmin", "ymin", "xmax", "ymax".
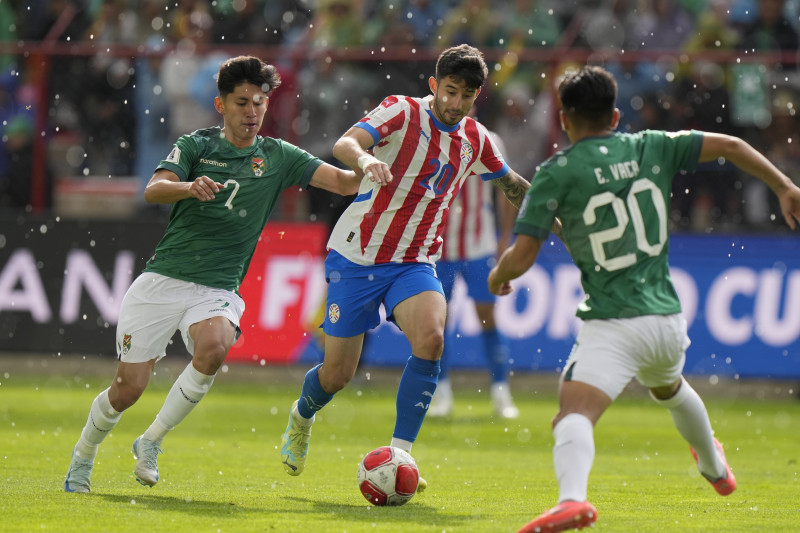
[
  {"xmin": 276, "ymin": 140, "xmax": 323, "ymax": 190},
  {"xmin": 476, "ymin": 123, "xmax": 510, "ymax": 181},
  {"xmin": 649, "ymin": 129, "xmax": 704, "ymax": 172},
  {"xmin": 354, "ymin": 95, "xmax": 408, "ymax": 148},
  {"xmin": 513, "ymin": 165, "xmax": 561, "ymax": 240},
  {"xmin": 156, "ymin": 134, "xmax": 200, "ymax": 182}
]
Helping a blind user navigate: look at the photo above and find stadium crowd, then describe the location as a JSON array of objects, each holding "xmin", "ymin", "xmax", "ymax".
[{"xmin": 1, "ymin": 0, "xmax": 800, "ymax": 233}]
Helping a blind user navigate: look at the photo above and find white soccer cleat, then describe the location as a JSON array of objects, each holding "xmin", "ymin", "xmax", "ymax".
[
  {"xmin": 132, "ymin": 435, "xmax": 163, "ymax": 487},
  {"xmin": 280, "ymin": 400, "xmax": 314, "ymax": 476},
  {"xmin": 491, "ymin": 382, "xmax": 519, "ymax": 419},
  {"xmin": 428, "ymin": 379, "xmax": 453, "ymax": 417},
  {"xmin": 64, "ymin": 447, "xmax": 93, "ymax": 493}
]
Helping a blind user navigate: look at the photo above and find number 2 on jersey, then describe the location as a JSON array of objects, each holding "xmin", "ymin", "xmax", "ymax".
[
  {"xmin": 419, "ymin": 159, "xmax": 455, "ymax": 196},
  {"xmin": 583, "ymin": 178, "xmax": 667, "ymax": 271}
]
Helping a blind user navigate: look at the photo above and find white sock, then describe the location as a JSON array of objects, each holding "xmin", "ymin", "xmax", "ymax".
[
  {"xmin": 75, "ymin": 388, "xmax": 121, "ymax": 460},
  {"xmin": 143, "ymin": 363, "xmax": 215, "ymax": 444},
  {"xmin": 553, "ymin": 413, "xmax": 594, "ymax": 503},
  {"xmin": 650, "ymin": 378, "xmax": 724, "ymax": 479},
  {"xmin": 390, "ymin": 438, "xmax": 413, "ymax": 453}
]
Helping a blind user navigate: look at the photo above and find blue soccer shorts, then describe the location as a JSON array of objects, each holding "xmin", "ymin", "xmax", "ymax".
[
  {"xmin": 322, "ymin": 250, "xmax": 444, "ymax": 337},
  {"xmin": 436, "ymin": 255, "xmax": 497, "ymax": 304}
]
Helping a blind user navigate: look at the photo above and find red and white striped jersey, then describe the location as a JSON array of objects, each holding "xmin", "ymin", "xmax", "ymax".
[
  {"xmin": 440, "ymin": 131, "xmax": 508, "ymax": 261},
  {"xmin": 327, "ymin": 94, "xmax": 509, "ymax": 265}
]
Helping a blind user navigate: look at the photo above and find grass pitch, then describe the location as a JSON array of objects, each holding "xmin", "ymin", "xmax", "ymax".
[{"xmin": 1, "ymin": 356, "xmax": 798, "ymax": 532}]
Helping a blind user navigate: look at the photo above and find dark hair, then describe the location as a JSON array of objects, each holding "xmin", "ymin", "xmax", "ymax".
[
  {"xmin": 217, "ymin": 56, "xmax": 281, "ymax": 97},
  {"xmin": 558, "ymin": 65, "xmax": 617, "ymax": 129},
  {"xmin": 435, "ymin": 44, "xmax": 488, "ymax": 90}
]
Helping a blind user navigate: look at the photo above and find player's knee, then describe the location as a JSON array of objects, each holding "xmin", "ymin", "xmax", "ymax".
[
  {"xmin": 192, "ymin": 342, "xmax": 229, "ymax": 374},
  {"xmin": 320, "ymin": 368, "xmax": 353, "ymax": 393},
  {"xmin": 109, "ymin": 380, "xmax": 146, "ymax": 411}
]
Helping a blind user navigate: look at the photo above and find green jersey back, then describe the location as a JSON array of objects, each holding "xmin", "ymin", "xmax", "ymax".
[
  {"xmin": 143, "ymin": 127, "xmax": 322, "ymax": 291},
  {"xmin": 515, "ymin": 129, "xmax": 704, "ymax": 319}
]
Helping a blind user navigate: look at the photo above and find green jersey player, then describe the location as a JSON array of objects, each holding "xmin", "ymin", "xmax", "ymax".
[
  {"xmin": 488, "ymin": 66, "xmax": 800, "ymax": 533},
  {"xmin": 64, "ymin": 55, "xmax": 362, "ymax": 493}
]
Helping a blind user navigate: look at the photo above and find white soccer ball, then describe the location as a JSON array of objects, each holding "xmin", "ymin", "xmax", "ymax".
[{"xmin": 357, "ymin": 446, "xmax": 420, "ymax": 506}]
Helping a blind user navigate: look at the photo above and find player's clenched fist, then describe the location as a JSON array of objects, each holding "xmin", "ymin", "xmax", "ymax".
[{"xmin": 190, "ymin": 175, "xmax": 225, "ymax": 201}]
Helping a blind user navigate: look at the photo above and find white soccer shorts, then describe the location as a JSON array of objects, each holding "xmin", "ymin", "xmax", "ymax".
[
  {"xmin": 562, "ymin": 313, "xmax": 690, "ymax": 400},
  {"xmin": 115, "ymin": 272, "xmax": 245, "ymax": 363}
]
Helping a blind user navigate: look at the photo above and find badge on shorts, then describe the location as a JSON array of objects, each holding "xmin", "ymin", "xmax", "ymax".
[
  {"xmin": 122, "ymin": 334, "xmax": 132, "ymax": 355},
  {"xmin": 327, "ymin": 303, "xmax": 340, "ymax": 324}
]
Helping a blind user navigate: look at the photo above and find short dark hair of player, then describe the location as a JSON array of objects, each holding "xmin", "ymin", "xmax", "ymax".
[
  {"xmin": 435, "ymin": 44, "xmax": 489, "ymax": 90},
  {"xmin": 217, "ymin": 55, "xmax": 282, "ymax": 98},
  {"xmin": 558, "ymin": 65, "xmax": 618, "ymax": 130}
]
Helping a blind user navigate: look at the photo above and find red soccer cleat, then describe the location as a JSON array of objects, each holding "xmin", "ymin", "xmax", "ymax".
[
  {"xmin": 517, "ymin": 501, "xmax": 598, "ymax": 533},
  {"xmin": 690, "ymin": 438, "xmax": 736, "ymax": 496}
]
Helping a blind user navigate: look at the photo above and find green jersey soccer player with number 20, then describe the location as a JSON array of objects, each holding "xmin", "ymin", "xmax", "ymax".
[{"xmin": 489, "ymin": 65, "xmax": 800, "ymax": 532}]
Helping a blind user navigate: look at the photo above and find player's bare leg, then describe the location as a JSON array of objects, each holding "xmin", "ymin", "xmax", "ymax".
[
  {"xmin": 65, "ymin": 360, "xmax": 154, "ymax": 492},
  {"xmin": 134, "ymin": 317, "xmax": 234, "ymax": 486},
  {"xmin": 281, "ymin": 334, "xmax": 364, "ymax": 476}
]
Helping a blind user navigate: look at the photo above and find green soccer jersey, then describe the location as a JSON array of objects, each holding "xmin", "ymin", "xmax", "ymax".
[
  {"xmin": 515, "ymin": 129, "xmax": 704, "ymax": 319},
  {"xmin": 143, "ymin": 127, "xmax": 322, "ymax": 291}
]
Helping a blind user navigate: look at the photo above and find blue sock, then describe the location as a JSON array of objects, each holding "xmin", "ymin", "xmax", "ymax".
[
  {"xmin": 393, "ymin": 355, "xmax": 440, "ymax": 442},
  {"xmin": 438, "ymin": 343, "xmax": 451, "ymax": 382},
  {"xmin": 297, "ymin": 364, "xmax": 334, "ymax": 419},
  {"xmin": 482, "ymin": 329, "xmax": 510, "ymax": 384}
]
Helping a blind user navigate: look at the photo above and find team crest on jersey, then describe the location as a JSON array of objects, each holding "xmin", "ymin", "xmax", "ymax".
[
  {"xmin": 251, "ymin": 158, "xmax": 265, "ymax": 176},
  {"xmin": 459, "ymin": 141, "xmax": 474, "ymax": 164},
  {"xmin": 121, "ymin": 334, "xmax": 132, "ymax": 355},
  {"xmin": 327, "ymin": 303, "xmax": 341, "ymax": 323}
]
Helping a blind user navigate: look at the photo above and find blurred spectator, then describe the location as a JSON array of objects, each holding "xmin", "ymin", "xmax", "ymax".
[
  {"xmin": 363, "ymin": 1, "xmax": 416, "ymax": 47},
  {"xmin": 159, "ymin": 8, "xmax": 225, "ymax": 139},
  {"xmin": 0, "ymin": 114, "xmax": 50, "ymax": 210},
  {"xmin": 404, "ymin": 0, "xmax": 449, "ymax": 46},
  {"xmin": 628, "ymin": 0, "xmax": 694, "ymax": 50},
  {"xmin": 303, "ymin": 0, "xmax": 364, "ymax": 49},
  {"xmin": 605, "ymin": 58, "xmax": 670, "ymax": 132},
  {"xmin": 738, "ymin": 0, "xmax": 799, "ymax": 66},
  {"xmin": 438, "ymin": 0, "xmax": 499, "ymax": 47},
  {"xmin": 487, "ymin": 82, "xmax": 553, "ymax": 180},
  {"xmin": 493, "ymin": 0, "xmax": 561, "ymax": 49},
  {"xmin": 80, "ymin": 0, "xmax": 138, "ymax": 176}
]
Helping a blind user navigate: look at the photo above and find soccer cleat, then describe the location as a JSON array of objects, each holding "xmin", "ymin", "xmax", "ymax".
[
  {"xmin": 491, "ymin": 382, "xmax": 519, "ymax": 419},
  {"xmin": 517, "ymin": 501, "xmax": 598, "ymax": 533},
  {"xmin": 280, "ymin": 400, "xmax": 314, "ymax": 476},
  {"xmin": 690, "ymin": 438, "xmax": 736, "ymax": 495},
  {"xmin": 132, "ymin": 435, "xmax": 163, "ymax": 487},
  {"xmin": 428, "ymin": 379, "xmax": 453, "ymax": 417},
  {"xmin": 64, "ymin": 447, "xmax": 93, "ymax": 493},
  {"xmin": 417, "ymin": 476, "xmax": 427, "ymax": 493}
]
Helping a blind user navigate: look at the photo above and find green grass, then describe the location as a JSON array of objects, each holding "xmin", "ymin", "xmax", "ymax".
[{"xmin": 1, "ymin": 362, "xmax": 798, "ymax": 532}]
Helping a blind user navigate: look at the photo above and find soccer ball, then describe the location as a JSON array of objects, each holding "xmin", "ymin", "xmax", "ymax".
[{"xmin": 357, "ymin": 446, "xmax": 419, "ymax": 506}]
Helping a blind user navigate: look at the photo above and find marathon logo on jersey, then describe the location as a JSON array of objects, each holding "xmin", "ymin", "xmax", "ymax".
[
  {"xmin": 459, "ymin": 141, "xmax": 474, "ymax": 164},
  {"xmin": 328, "ymin": 303, "xmax": 340, "ymax": 323},
  {"xmin": 166, "ymin": 146, "xmax": 181, "ymax": 164},
  {"xmin": 252, "ymin": 158, "xmax": 265, "ymax": 176},
  {"xmin": 121, "ymin": 333, "xmax": 132, "ymax": 355}
]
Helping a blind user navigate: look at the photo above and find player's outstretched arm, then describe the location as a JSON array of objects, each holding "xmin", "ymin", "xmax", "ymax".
[
  {"xmin": 699, "ymin": 132, "xmax": 800, "ymax": 229},
  {"xmin": 144, "ymin": 169, "xmax": 224, "ymax": 204},
  {"xmin": 488, "ymin": 234, "xmax": 542, "ymax": 296},
  {"xmin": 309, "ymin": 163, "xmax": 361, "ymax": 196}
]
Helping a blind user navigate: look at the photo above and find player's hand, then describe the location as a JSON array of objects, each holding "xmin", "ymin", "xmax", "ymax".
[
  {"xmin": 779, "ymin": 184, "xmax": 800, "ymax": 230},
  {"xmin": 358, "ymin": 154, "xmax": 393, "ymax": 186},
  {"xmin": 189, "ymin": 176, "xmax": 225, "ymax": 201},
  {"xmin": 487, "ymin": 268, "xmax": 513, "ymax": 296}
]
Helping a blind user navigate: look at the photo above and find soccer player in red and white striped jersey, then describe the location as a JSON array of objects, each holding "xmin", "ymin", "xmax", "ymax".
[{"xmin": 281, "ymin": 45, "xmax": 548, "ymax": 485}]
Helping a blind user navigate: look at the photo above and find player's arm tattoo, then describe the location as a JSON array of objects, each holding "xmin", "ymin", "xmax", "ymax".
[
  {"xmin": 493, "ymin": 170, "xmax": 529, "ymax": 210},
  {"xmin": 494, "ymin": 169, "xmax": 564, "ymax": 241}
]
